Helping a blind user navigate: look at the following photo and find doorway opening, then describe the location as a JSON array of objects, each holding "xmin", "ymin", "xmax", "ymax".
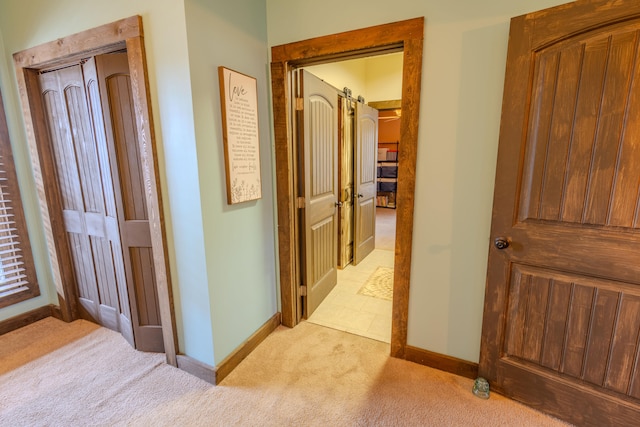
[
  {"xmin": 270, "ymin": 17, "xmax": 423, "ymax": 357},
  {"xmin": 299, "ymin": 58, "xmax": 402, "ymax": 342},
  {"xmin": 306, "ymin": 209, "xmax": 396, "ymax": 341},
  {"xmin": 13, "ymin": 16, "xmax": 177, "ymax": 365}
]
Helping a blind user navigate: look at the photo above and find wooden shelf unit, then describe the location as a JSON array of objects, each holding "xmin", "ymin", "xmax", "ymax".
[
  {"xmin": 373, "ymin": 104, "xmax": 401, "ymax": 209},
  {"xmin": 377, "ymin": 142, "xmax": 398, "ymax": 208}
]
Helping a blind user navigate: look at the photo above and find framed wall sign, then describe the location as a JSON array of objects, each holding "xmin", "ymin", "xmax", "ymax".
[{"xmin": 218, "ymin": 66, "xmax": 262, "ymax": 204}]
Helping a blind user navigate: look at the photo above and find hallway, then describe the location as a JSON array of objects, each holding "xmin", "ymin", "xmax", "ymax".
[{"xmin": 307, "ymin": 208, "xmax": 396, "ymax": 342}]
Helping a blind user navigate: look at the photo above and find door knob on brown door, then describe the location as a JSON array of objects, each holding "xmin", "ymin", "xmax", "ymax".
[{"xmin": 494, "ymin": 237, "xmax": 509, "ymax": 249}]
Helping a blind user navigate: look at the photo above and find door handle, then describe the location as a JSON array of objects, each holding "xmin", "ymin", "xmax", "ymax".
[
  {"xmin": 335, "ymin": 201, "xmax": 343, "ymax": 207},
  {"xmin": 357, "ymin": 193, "xmax": 364, "ymax": 198},
  {"xmin": 494, "ymin": 237, "xmax": 510, "ymax": 250}
]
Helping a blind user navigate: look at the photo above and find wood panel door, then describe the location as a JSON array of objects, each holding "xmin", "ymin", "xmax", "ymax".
[
  {"xmin": 299, "ymin": 70, "xmax": 339, "ymax": 318},
  {"xmin": 39, "ymin": 64, "xmax": 134, "ymax": 346},
  {"xmin": 338, "ymin": 96, "xmax": 355, "ymax": 269},
  {"xmin": 480, "ymin": 1, "xmax": 640, "ymax": 425},
  {"xmin": 353, "ymin": 101, "xmax": 378, "ymax": 265},
  {"xmin": 93, "ymin": 53, "xmax": 164, "ymax": 352}
]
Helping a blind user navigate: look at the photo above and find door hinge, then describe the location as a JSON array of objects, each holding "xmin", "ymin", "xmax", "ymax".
[
  {"xmin": 296, "ymin": 97, "xmax": 304, "ymax": 111},
  {"xmin": 300, "ymin": 285, "xmax": 307, "ymax": 296},
  {"xmin": 297, "ymin": 197, "xmax": 305, "ymax": 208}
]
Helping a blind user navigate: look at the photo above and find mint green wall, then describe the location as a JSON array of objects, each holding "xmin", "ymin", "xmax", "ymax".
[
  {"xmin": 0, "ymin": 0, "xmax": 277, "ymax": 367},
  {"xmin": 266, "ymin": 0, "xmax": 570, "ymax": 362},
  {"xmin": 0, "ymin": 0, "xmax": 216, "ymax": 364},
  {"xmin": 183, "ymin": 0, "xmax": 277, "ymax": 365},
  {"xmin": 0, "ymin": 0, "xmax": 576, "ymax": 368}
]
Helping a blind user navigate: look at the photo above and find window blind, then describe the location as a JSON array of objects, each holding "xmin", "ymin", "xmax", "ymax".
[{"xmin": 0, "ymin": 90, "xmax": 39, "ymax": 308}]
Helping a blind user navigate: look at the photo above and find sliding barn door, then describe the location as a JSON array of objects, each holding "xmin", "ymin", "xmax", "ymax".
[
  {"xmin": 480, "ymin": 1, "xmax": 640, "ymax": 425},
  {"xmin": 298, "ymin": 70, "xmax": 339, "ymax": 318},
  {"xmin": 353, "ymin": 102, "xmax": 378, "ymax": 265},
  {"xmin": 337, "ymin": 96, "xmax": 355, "ymax": 269},
  {"xmin": 92, "ymin": 53, "xmax": 164, "ymax": 352},
  {"xmin": 39, "ymin": 65, "xmax": 134, "ymax": 346}
]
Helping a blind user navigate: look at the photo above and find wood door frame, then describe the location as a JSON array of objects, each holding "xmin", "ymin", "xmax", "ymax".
[
  {"xmin": 12, "ymin": 16, "xmax": 178, "ymax": 366},
  {"xmin": 271, "ymin": 17, "xmax": 423, "ymax": 357}
]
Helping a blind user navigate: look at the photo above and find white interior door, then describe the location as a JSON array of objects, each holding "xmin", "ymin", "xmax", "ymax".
[
  {"xmin": 299, "ymin": 70, "xmax": 339, "ymax": 318},
  {"xmin": 353, "ymin": 101, "xmax": 378, "ymax": 264}
]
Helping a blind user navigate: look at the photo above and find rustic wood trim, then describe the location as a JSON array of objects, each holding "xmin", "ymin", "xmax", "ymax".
[
  {"xmin": 14, "ymin": 67, "xmax": 78, "ymax": 322},
  {"xmin": 177, "ymin": 312, "xmax": 281, "ymax": 385},
  {"xmin": 270, "ymin": 17, "xmax": 424, "ymax": 359},
  {"xmin": 271, "ymin": 18, "xmax": 422, "ymax": 64},
  {"xmin": 50, "ymin": 303, "xmax": 63, "ymax": 320},
  {"xmin": 12, "ymin": 16, "xmax": 177, "ymax": 365},
  {"xmin": 368, "ymin": 99, "xmax": 401, "ymax": 110},
  {"xmin": 270, "ymin": 62, "xmax": 297, "ymax": 328},
  {"xmin": 12, "ymin": 16, "xmax": 139, "ymax": 69},
  {"xmin": 391, "ymin": 34, "xmax": 423, "ymax": 358},
  {"xmin": 176, "ymin": 354, "xmax": 216, "ymax": 385},
  {"xmin": 404, "ymin": 345, "xmax": 479, "ymax": 380},
  {"xmin": 0, "ymin": 89, "xmax": 40, "ymax": 309},
  {"xmin": 215, "ymin": 312, "xmax": 282, "ymax": 383},
  {"xmin": 0, "ymin": 305, "xmax": 56, "ymax": 336},
  {"xmin": 125, "ymin": 35, "xmax": 178, "ymax": 366}
]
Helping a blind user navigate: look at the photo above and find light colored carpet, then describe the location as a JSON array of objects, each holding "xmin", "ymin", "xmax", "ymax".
[
  {"xmin": 0, "ymin": 317, "xmax": 570, "ymax": 426},
  {"xmin": 358, "ymin": 266, "xmax": 393, "ymax": 300}
]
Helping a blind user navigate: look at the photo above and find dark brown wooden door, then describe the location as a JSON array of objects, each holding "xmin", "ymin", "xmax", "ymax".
[
  {"xmin": 480, "ymin": 1, "xmax": 640, "ymax": 425},
  {"xmin": 39, "ymin": 64, "xmax": 134, "ymax": 346},
  {"xmin": 93, "ymin": 53, "xmax": 164, "ymax": 352}
]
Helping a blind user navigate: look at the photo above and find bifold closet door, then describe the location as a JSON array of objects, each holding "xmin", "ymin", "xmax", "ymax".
[
  {"xmin": 94, "ymin": 53, "xmax": 164, "ymax": 353},
  {"xmin": 338, "ymin": 97, "xmax": 355, "ymax": 269},
  {"xmin": 39, "ymin": 64, "xmax": 135, "ymax": 346}
]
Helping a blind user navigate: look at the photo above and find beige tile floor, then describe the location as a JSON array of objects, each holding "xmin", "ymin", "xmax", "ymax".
[{"xmin": 307, "ymin": 208, "xmax": 396, "ymax": 343}]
